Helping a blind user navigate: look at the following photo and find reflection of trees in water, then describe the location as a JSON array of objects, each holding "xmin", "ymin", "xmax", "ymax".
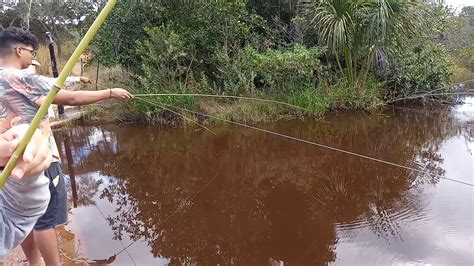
[
  {"xmin": 56, "ymin": 107, "xmax": 469, "ymax": 264},
  {"xmin": 56, "ymin": 127, "xmax": 114, "ymax": 207},
  {"xmin": 56, "ymin": 126, "xmax": 117, "ymax": 176},
  {"xmin": 75, "ymin": 174, "xmax": 103, "ymax": 207}
]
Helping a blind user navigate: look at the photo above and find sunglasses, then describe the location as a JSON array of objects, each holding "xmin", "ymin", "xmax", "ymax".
[{"xmin": 17, "ymin": 47, "xmax": 38, "ymax": 58}]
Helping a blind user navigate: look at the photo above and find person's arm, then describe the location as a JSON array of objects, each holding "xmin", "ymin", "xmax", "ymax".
[
  {"xmin": 64, "ymin": 76, "xmax": 81, "ymax": 87},
  {"xmin": 0, "ymin": 124, "xmax": 51, "ymax": 180},
  {"xmin": 43, "ymin": 76, "xmax": 90, "ymax": 88},
  {"xmin": 18, "ymin": 72, "xmax": 132, "ymax": 106},
  {"xmin": 52, "ymin": 88, "xmax": 133, "ymax": 106}
]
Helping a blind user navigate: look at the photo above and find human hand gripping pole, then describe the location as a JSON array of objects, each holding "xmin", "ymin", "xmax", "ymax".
[{"xmin": 0, "ymin": 0, "xmax": 118, "ymax": 188}]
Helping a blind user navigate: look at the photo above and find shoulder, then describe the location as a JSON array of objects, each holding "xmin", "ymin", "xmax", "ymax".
[
  {"xmin": 0, "ymin": 68, "xmax": 44, "ymax": 89},
  {"xmin": 0, "ymin": 68, "xmax": 26, "ymax": 81}
]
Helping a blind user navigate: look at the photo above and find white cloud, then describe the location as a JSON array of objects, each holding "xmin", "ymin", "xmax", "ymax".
[{"xmin": 445, "ymin": 0, "xmax": 472, "ymax": 10}]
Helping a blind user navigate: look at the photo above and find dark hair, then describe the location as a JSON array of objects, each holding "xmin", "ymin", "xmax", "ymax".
[{"xmin": 0, "ymin": 27, "xmax": 39, "ymax": 56}]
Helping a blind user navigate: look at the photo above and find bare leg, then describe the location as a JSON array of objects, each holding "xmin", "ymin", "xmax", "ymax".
[
  {"xmin": 20, "ymin": 232, "xmax": 44, "ymax": 266},
  {"xmin": 33, "ymin": 228, "xmax": 61, "ymax": 266}
]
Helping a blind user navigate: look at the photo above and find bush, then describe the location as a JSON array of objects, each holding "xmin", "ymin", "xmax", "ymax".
[
  {"xmin": 132, "ymin": 26, "xmax": 198, "ymax": 112},
  {"xmin": 135, "ymin": 26, "xmax": 188, "ymax": 93},
  {"xmin": 382, "ymin": 41, "xmax": 454, "ymax": 99},
  {"xmin": 249, "ymin": 44, "xmax": 326, "ymax": 94},
  {"xmin": 214, "ymin": 44, "xmax": 256, "ymax": 95},
  {"xmin": 98, "ymin": 1, "xmax": 385, "ymax": 121},
  {"xmin": 119, "ymin": 1, "xmax": 263, "ymax": 115},
  {"xmin": 93, "ymin": 1, "xmax": 258, "ymax": 72},
  {"xmin": 290, "ymin": 87, "xmax": 329, "ymax": 116},
  {"xmin": 290, "ymin": 76, "xmax": 382, "ymax": 115}
]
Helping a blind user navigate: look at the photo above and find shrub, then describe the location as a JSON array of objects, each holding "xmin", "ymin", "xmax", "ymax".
[
  {"xmin": 381, "ymin": 41, "xmax": 454, "ymax": 99},
  {"xmin": 249, "ymin": 44, "xmax": 326, "ymax": 94}
]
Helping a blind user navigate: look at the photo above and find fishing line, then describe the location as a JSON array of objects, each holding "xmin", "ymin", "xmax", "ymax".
[
  {"xmin": 105, "ymin": 89, "xmax": 474, "ymax": 257},
  {"xmin": 137, "ymin": 97, "xmax": 216, "ymax": 135},
  {"xmin": 87, "ymin": 82, "xmax": 474, "ymax": 186},
  {"xmin": 87, "ymin": 82, "xmax": 309, "ymax": 112},
  {"xmin": 134, "ymin": 93, "xmax": 309, "ymax": 111},
  {"xmin": 386, "ymin": 79, "xmax": 474, "ymax": 103},
  {"xmin": 94, "ymin": 205, "xmax": 137, "ymax": 265},
  {"xmin": 140, "ymin": 98, "xmax": 473, "ymax": 187}
]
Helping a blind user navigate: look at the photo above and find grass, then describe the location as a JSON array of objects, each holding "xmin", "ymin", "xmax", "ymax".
[
  {"xmin": 35, "ymin": 42, "xmax": 132, "ymax": 91},
  {"xmin": 290, "ymin": 87, "xmax": 330, "ymax": 116},
  {"xmin": 34, "ymin": 42, "xmax": 136, "ymax": 124},
  {"xmin": 83, "ymin": 81, "xmax": 384, "ymax": 126},
  {"xmin": 203, "ymin": 100, "xmax": 290, "ymax": 123},
  {"xmin": 289, "ymin": 78, "xmax": 383, "ymax": 117},
  {"xmin": 453, "ymin": 66, "xmax": 473, "ymax": 84},
  {"xmin": 35, "ymin": 42, "xmax": 77, "ymax": 76}
]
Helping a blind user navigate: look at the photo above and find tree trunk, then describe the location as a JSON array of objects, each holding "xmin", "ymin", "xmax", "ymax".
[
  {"xmin": 63, "ymin": 131, "xmax": 78, "ymax": 208},
  {"xmin": 50, "ymin": 16, "xmax": 62, "ymax": 57},
  {"xmin": 23, "ymin": 0, "xmax": 32, "ymax": 30},
  {"xmin": 96, "ymin": 60, "xmax": 100, "ymax": 91}
]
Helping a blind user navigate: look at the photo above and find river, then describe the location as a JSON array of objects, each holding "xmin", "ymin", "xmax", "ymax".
[{"xmin": 54, "ymin": 98, "xmax": 473, "ymax": 265}]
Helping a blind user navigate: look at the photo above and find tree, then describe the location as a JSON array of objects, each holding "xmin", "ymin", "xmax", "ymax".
[
  {"xmin": 300, "ymin": 0, "xmax": 425, "ymax": 87},
  {"xmin": 247, "ymin": 0, "xmax": 300, "ymax": 24},
  {"xmin": 444, "ymin": 6, "xmax": 474, "ymax": 69},
  {"xmin": 0, "ymin": 0, "xmax": 95, "ymax": 55}
]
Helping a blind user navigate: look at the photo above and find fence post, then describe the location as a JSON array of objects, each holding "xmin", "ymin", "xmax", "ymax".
[
  {"xmin": 96, "ymin": 59, "xmax": 100, "ymax": 91},
  {"xmin": 46, "ymin": 32, "xmax": 64, "ymax": 118}
]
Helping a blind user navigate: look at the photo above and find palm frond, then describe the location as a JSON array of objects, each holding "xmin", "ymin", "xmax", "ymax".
[{"xmin": 299, "ymin": 0, "xmax": 427, "ymax": 85}]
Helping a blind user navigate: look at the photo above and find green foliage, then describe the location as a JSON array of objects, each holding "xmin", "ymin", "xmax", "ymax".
[
  {"xmin": 301, "ymin": 0, "xmax": 425, "ymax": 86},
  {"xmin": 122, "ymin": 1, "xmax": 262, "ymax": 116},
  {"xmin": 214, "ymin": 45, "xmax": 256, "ymax": 95},
  {"xmin": 92, "ymin": 1, "xmax": 258, "ymax": 70},
  {"xmin": 214, "ymin": 44, "xmax": 327, "ymax": 96},
  {"xmin": 0, "ymin": 1, "xmax": 95, "ymax": 44},
  {"xmin": 426, "ymin": 2, "xmax": 458, "ymax": 37},
  {"xmin": 163, "ymin": 2, "xmax": 256, "ymax": 61},
  {"xmin": 440, "ymin": 6, "xmax": 474, "ymax": 69},
  {"xmin": 249, "ymin": 44, "xmax": 326, "ymax": 93},
  {"xmin": 133, "ymin": 26, "xmax": 197, "ymax": 111},
  {"xmin": 88, "ymin": 0, "xmax": 163, "ymax": 67},
  {"xmin": 219, "ymin": 100, "xmax": 282, "ymax": 123},
  {"xmin": 290, "ymin": 77, "xmax": 382, "ymax": 115},
  {"xmin": 136, "ymin": 26, "xmax": 188, "ymax": 92},
  {"xmin": 247, "ymin": 0, "xmax": 299, "ymax": 24},
  {"xmin": 290, "ymin": 87, "xmax": 329, "ymax": 116},
  {"xmin": 381, "ymin": 41, "xmax": 454, "ymax": 99}
]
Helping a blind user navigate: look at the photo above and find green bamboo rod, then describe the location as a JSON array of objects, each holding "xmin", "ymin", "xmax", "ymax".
[
  {"xmin": 89, "ymin": 83, "xmax": 309, "ymax": 112},
  {"xmin": 0, "ymin": 0, "xmax": 117, "ymax": 188}
]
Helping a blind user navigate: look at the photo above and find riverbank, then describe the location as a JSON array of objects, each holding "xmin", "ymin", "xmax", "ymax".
[{"xmin": 78, "ymin": 90, "xmax": 471, "ymax": 128}]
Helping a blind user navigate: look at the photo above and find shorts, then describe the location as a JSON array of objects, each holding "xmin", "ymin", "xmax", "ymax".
[
  {"xmin": 34, "ymin": 162, "xmax": 68, "ymax": 231},
  {"xmin": 0, "ymin": 208, "xmax": 42, "ymax": 258}
]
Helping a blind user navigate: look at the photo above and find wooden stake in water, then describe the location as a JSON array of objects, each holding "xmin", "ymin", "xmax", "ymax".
[{"xmin": 0, "ymin": 0, "xmax": 118, "ymax": 188}]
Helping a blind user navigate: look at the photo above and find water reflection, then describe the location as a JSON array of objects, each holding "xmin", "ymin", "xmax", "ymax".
[{"xmin": 54, "ymin": 99, "xmax": 473, "ymax": 265}]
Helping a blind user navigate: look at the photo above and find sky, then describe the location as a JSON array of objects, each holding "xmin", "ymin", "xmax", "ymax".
[{"xmin": 445, "ymin": 0, "xmax": 472, "ymax": 10}]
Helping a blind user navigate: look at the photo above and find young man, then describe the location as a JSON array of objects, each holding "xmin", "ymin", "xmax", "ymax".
[
  {"xmin": 21, "ymin": 60, "xmax": 109, "ymax": 266},
  {"xmin": 26, "ymin": 59, "xmax": 90, "ymax": 119},
  {"xmin": 0, "ymin": 27, "xmax": 133, "ymax": 265},
  {"xmin": 0, "ymin": 124, "xmax": 52, "ymax": 258}
]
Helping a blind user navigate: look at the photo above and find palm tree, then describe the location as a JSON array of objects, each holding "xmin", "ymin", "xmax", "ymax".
[{"xmin": 300, "ymin": 0, "xmax": 425, "ymax": 87}]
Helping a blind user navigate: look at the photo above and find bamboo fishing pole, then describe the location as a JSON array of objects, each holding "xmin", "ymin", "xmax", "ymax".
[
  {"xmin": 0, "ymin": 0, "xmax": 118, "ymax": 188},
  {"xmin": 89, "ymin": 82, "xmax": 310, "ymax": 112}
]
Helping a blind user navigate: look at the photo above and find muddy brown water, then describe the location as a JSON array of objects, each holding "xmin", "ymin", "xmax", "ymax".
[{"xmin": 54, "ymin": 98, "xmax": 473, "ymax": 265}]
